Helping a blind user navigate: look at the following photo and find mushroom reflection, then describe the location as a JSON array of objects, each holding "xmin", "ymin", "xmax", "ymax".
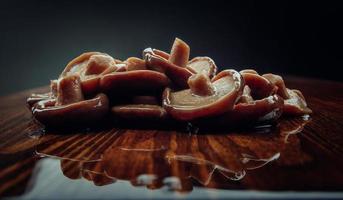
[{"xmin": 32, "ymin": 118, "xmax": 311, "ymax": 193}]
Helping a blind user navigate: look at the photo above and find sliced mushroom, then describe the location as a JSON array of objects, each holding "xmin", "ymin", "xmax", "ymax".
[
  {"xmin": 240, "ymin": 72, "xmax": 276, "ymax": 99},
  {"xmin": 125, "ymin": 57, "xmax": 147, "ymax": 71},
  {"xmin": 33, "ymin": 93, "xmax": 109, "ymax": 127},
  {"xmin": 145, "ymin": 53, "xmax": 194, "ymax": 88},
  {"xmin": 239, "ymin": 85, "xmax": 254, "ymax": 103},
  {"xmin": 169, "ymin": 38, "xmax": 190, "ymax": 68},
  {"xmin": 60, "ymin": 52, "xmax": 117, "ymax": 95},
  {"xmin": 283, "ymin": 89, "xmax": 312, "ymax": 115},
  {"xmin": 163, "ymin": 69, "xmax": 244, "ymax": 121},
  {"xmin": 187, "ymin": 57, "xmax": 217, "ymax": 78},
  {"xmin": 111, "ymin": 104, "xmax": 167, "ymax": 120},
  {"xmin": 100, "ymin": 70, "xmax": 170, "ymax": 95},
  {"xmin": 262, "ymin": 73, "xmax": 290, "ymax": 99},
  {"xmin": 202, "ymin": 94, "xmax": 284, "ymax": 127},
  {"xmin": 56, "ymin": 74, "xmax": 84, "ymax": 106},
  {"xmin": 60, "ymin": 52, "xmax": 104, "ymax": 77},
  {"xmin": 152, "ymin": 49, "xmax": 170, "ymax": 60}
]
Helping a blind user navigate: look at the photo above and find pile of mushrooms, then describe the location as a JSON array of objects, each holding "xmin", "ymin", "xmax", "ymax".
[{"xmin": 27, "ymin": 38, "xmax": 312, "ymax": 128}]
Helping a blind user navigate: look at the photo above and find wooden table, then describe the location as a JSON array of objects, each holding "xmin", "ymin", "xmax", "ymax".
[{"xmin": 1, "ymin": 77, "xmax": 343, "ymax": 199}]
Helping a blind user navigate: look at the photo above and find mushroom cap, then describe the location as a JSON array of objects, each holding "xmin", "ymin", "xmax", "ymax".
[
  {"xmin": 262, "ymin": 73, "xmax": 290, "ymax": 99},
  {"xmin": 125, "ymin": 57, "xmax": 147, "ymax": 71},
  {"xmin": 33, "ymin": 93, "xmax": 109, "ymax": 127},
  {"xmin": 283, "ymin": 89, "xmax": 312, "ymax": 115},
  {"xmin": 196, "ymin": 94, "xmax": 284, "ymax": 127},
  {"xmin": 240, "ymin": 72, "xmax": 276, "ymax": 99},
  {"xmin": 111, "ymin": 104, "xmax": 167, "ymax": 120},
  {"xmin": 163, "ymin": 69, "xmax": 244, "ymax": 121},
  {"xmin": 187, "ymin": 57, "xmax": 217, "ymax": 78},
  {"xmin": 145, "ymin": 53, "xmax": 194, "ymax": 88},
  {"xmin": 59, "ymin": 52, "xmax": 118, "ymax": 95},
  {"xmin": 100, "ymin": 70, "xmax": 170, "ymax": 95},
  {"xmin": 60, "ymin": 52, "xmax": 105, "ymax": 77}
]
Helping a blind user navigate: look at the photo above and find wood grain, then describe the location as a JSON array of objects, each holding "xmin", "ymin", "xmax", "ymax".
[{"xmin": 0, "ymin": 77, "xmax": 343, "ymax": 197}]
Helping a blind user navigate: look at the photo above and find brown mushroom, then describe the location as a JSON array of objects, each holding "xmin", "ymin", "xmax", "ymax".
[
  {"xmin": 145, "ymin": 53, "xmax": 194, "ymax": 88},
  {"xmin": 27, "ymin": 93, "xmax": 52, "ymax": 108},
  {"xmin": 240, "ymin": 71, "xmax": 276, "ymax": 99},
  {"xmin": 152, "ymin": 49, "xmax": 170, "ymax": 60},
  {"xmin": 238, "ymin": 85, "xmax": 254, "ymax": 103},
  {"xmin": 125, "ymin": 57, "xmax": 147, "ymax": 71},
  {"xmin": 111, "ymin": 104, "xmax": 167, "ymax": 120},
  {"xmin": 56, "ymin": 74, "xmax": 84, "ymax": 106},
  {"xmin": 187, "ymin": 57, "xmax": 217, "ymax": 78},
  {"xmin": 262, "ymin": 73, "xmax": 290, "ymax": 99},
  {"xmin": 100, "ymin": 70, "xmax": 170, "ymax": 95},
  {"xmin": 33, "ymin": 93, "xmax": 109, "ymax": 127},
  {"xmin": 60, "ymin": 52, "xmax": 118, "ymax": 95},
  {"xmin": 169, "ymin": 38, "xmax": 190, "ymax": 68},
  {"xmin": 283, "ymin": 89, "xmax": 312, "ymax": 115},
  {"xmin": 163, "ymin": 69, "xmax": 244, "ymax": 121},
  {"xmin": 202, "ymin": 94, "xmax": 284, "ymax": 127},
  {"xmin": 187, "ymin": 71, "xmax": 215, "ymax": 96}
]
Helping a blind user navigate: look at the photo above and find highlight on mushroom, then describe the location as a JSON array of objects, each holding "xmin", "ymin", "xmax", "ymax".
[{"xmin": 27, "ymin": 37, "xmax": 312, "ymax": 128}]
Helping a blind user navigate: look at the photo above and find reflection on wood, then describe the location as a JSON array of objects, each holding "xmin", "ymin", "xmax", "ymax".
[
  {"xmin": 4, "ymin": 118, "xmax": 312, "ymax": 193},
  {"xmin": 1, "ymin": 77, "xmax": 343, "ymax": 197}
]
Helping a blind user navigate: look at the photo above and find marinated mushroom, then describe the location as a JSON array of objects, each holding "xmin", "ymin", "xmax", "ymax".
[
  {"xmin": 262, "ymin": 73, "xmax": 290, "ymax": 99},
  {"xmin": 163, "ymin": 69, "xmax": 244, "ymax": 121},
  {"xmin": 199, "ymin": 94, "xmax": 284, "ymax": 127},
  {"xmin": 240, "ymin": 71, "xmax": 276, "ymax": 99},
  {"xmin": 27, "ymin": 37, "xmax": 312, "ymax": 129},
  {"xmin": 283, "ymin": 89, "xmax": 312, "ymax": 115},
  {"xmin": 31, "ymin": 74, "xmax": 109, "ymax": 126},
  {"xmin": 169, "ymin": 37, "xmax": 190, "ymax": 68},
  {"xmin": 125, "ymin": 57, "xmax": 147, "ymax": 71},
  {"xmin": 59, "ymin": 52, "xmax": 118, "ymax": 95},
  {"xmin": 100, "ymin": 70, "xmax": 170, "ymax": 95},
  {"xmin": 145, "ymin": 52, "xmax": 194, "ymax": 88},
  {"xmin": 187, "ymin": 57, "xmax": 217, "ymax": 78},
  {"xmin": 33, "ymin": 93, "xmax": 109, "ymax": 127},
  {"xmin": 239, "ymin": 85, "xmax": 254, "ymax": 103}
]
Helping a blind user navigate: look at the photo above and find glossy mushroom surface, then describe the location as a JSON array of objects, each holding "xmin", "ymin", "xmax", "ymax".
[
  {"xmin": 283, "ymin": 89, "xmax": 312, "ymax": 115},
  {"xmin": 163, "ymin": 69, "xmax": 244, "ymax": 121},
  {"xmin": 169, "ymin": 38, "xmax": 190, "ymax": 68},
  {"xmin": 27, "ymin": 37, "xmax": 312, "ymax": 128},
  {"xmin": 33, "ymin": 93, "xmax": 109, "ymax": 127},
  {"xmin": 145, "ymin": 53, "xmax": 194, "ymax": 88},
  {"xmin": 100, "ymin": 70, "xmax": 170, "ymax": 95},
  {"xmin": 240, "ymin": 72, "xmax": 276, "ymax": 99},
  {"xmin": 59, "ymin": 52, "xmax": 118, "ymax": 95},
  {"xmin": 187, "ymin": 57, "xmax": 217, "ymax": 78}
]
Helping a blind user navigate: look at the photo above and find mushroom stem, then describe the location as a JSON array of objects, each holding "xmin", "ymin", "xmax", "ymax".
[
  {"xmin": 56, "ymin": 74, "xmax": 84, "ymax": 106},
  {"xmin": 169, "ymin": 38, "xmax": 190, "ymax": 68},
  {"xmin": 187, "ymin": 72, "xmax": 215, "ymax": 96},
  {"xmin": 85, "ymin": 54, "xmax": 115, "ymax": 75}
]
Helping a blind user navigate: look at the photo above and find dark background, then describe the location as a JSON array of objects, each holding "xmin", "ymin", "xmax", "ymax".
[{"xmin": 1, "ymin": 0, "xmax": 342, "ymax": 95}]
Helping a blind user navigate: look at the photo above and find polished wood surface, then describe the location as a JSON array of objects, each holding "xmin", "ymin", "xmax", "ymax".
[{"xmin": 1, "ymin": 77, "xmax": 343, "ymax": 198}]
